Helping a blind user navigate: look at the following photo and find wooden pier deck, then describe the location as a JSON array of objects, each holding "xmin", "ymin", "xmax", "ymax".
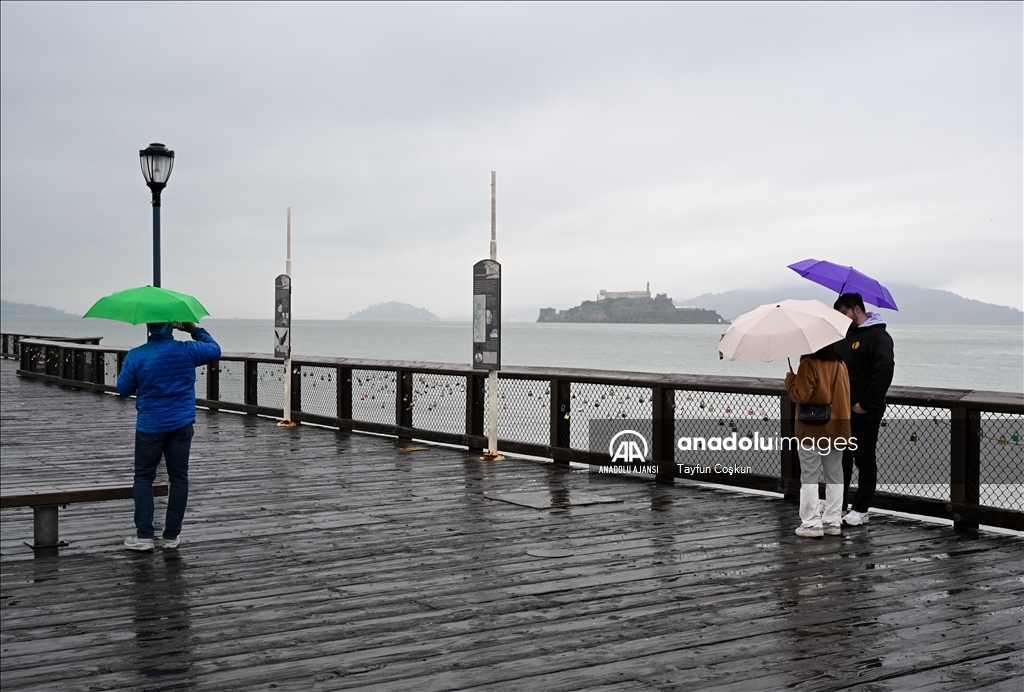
[{"xmin": 2, "ymin": 358, "xmax": 1022, "ymax": 691}]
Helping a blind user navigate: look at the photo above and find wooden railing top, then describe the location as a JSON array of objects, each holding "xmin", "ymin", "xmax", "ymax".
[
  {"xmin": 7, "ymin": 335, "xmax": 103, "ymax": 343},
  {"xmin": 14, "ymin": 337, "xmax": 1024, "ymax": 413}
]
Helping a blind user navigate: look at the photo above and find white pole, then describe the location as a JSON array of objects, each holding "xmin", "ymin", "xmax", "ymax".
[
  {"xmin": 283, "ymin": 207, "xmax": 293, "ymax": 423},
  {"xmin": 487, "ymin": 172, "xmax": 499, "ymax": 456}
]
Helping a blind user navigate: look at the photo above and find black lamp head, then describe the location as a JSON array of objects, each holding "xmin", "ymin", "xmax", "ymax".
[{"xmin": 139, "ymin": 142, "xmax": 175, "ymax": 190}]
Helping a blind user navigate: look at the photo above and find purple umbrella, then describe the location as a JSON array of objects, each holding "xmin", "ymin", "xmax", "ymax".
[{"xmin": 788, "ymin": 259, "xmax": 898, "ymax": 310}]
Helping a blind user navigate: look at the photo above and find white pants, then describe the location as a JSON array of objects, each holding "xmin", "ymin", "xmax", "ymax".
[{"xmin": 798, "ymin": 445, "xmax": 844, "ymax": 528}]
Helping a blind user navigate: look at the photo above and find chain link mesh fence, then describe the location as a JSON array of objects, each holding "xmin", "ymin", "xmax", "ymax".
[
  {"xmin": 351, "ymin": 369, "xmax": 396, "ymax": 425},
  {"xmin": 49, "ymin": 344, "xmax": 1016, "ymax": 516},
  {"xmin": 411, "ymin": 373, "xmax": 467, "ymax": 435},
  {"xmin": 875, "ymin": 404, "xmax": 951, "ymax": 501},
  {"xmin": 103, "ymin": 353, "xmax": 118, "ymax": 387},
  {"xmin": 671, "ymin": 389, "xmax": 782, "ymax": 477},
  {"xmin": 481, "ymin": 377, "xmax": 552, "ymax": 446},
  {"xmin": 194, "ymin": 364, "xmax": 207, "ymax": 399},
  {"xmin": 256, "ymin": 362, "xmax": 285, "ymax": 409},
  {"xmin": 217, "ymin": 359, "xmax": 246, "ymax": 405},
  {"xmin": 299, "ymin": 365, "xmax": 337, "ymax": 418},
  {"xmin": 980, "ymin": 412, "xmax": 1023, "ymax": 510},
  {"xmin": 569, "ymin": 382, "xmax": 653, "ymax": 450}
]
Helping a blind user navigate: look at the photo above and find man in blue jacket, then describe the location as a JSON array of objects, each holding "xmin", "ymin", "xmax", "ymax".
[{"xmin": 117, "ymin": 322, "xmax": 221, "ymax": 550}]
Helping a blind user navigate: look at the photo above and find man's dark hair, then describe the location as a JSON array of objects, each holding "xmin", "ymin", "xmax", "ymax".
[{"xmin": 834, "ymin": 293, "xmax": 865, "ymax": 312}]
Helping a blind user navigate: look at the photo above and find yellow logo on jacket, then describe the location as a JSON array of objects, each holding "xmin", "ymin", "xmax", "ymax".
[{"xmin": 851, "ymin": 341, "xmax": 860, "ymax": 349}]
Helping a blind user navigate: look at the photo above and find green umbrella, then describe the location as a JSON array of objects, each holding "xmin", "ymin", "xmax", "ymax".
[{"xmin": 83, "ymin": 286, "xmax": 210, "ymax": 325}]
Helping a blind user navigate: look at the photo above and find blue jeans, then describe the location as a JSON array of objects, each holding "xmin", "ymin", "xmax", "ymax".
[
  {"xmin": 842, "ymin": 405, "xmax": 885, "ymax": 513},
  {"xmin": 134, "ymin": 423, "xmax": 193, "ymax": 540}
]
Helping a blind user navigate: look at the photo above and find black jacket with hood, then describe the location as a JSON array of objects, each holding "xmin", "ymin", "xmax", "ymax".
[{"xmin": 839, "ymin": 313, "xmax": 894, "ymax": 412}]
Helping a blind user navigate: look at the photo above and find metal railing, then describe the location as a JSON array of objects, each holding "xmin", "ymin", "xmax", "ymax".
[
  {"xmin": 7, "ymin": 333, "xmax": 1023, "ymax": 533},
  {"xmin": 0, "ymin": 333, "xmax": 102, "ymax": 358}
]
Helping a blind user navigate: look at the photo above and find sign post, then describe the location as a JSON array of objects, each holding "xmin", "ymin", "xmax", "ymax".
[
  {"xmin": 277, "ymin": 207, "xmax": 297, "ymax": 428},
  {"xmin": 474, "ymin": 171, "xmax": 503, "ymax": 459}
]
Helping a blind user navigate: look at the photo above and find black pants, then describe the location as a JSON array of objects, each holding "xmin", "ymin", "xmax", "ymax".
[{"xmin": 842, "ymin": 405, "xmax": 885, "ymax": 513}]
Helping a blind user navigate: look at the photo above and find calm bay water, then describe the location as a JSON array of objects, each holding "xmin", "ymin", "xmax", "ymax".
[{"xmin": 3, "ymin": 318, "xmax": 1022, "ymax": 393}]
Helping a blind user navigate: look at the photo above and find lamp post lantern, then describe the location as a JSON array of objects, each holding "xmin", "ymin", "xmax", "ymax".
[{"xmin": 139, "ymin": 143, "xmax": 175, "ymax": 287}]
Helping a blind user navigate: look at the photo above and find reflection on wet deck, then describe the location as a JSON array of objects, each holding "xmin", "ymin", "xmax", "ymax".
[{"xmin": 1, "ymin": 360, "xmax": 1022, "ymax": 691}]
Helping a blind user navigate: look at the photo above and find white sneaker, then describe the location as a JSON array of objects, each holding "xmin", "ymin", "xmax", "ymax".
[
  {"xmin": 124, "ymin": 536, "xmax": 154, "ymax": 551},
  {"xmin": 843, "ymin": 510, "xmax": 869, "ymax": 526},
  {"xmin": 796, "ymin": 525, "xmax": 824, "ymax": 538},
  {"xmin": 161, "ymin": 536, "xmax": 180, "ymax": 549},
  {"xmin": 823, "ymin": 523, "xmax": 842, "ymax": 536}
]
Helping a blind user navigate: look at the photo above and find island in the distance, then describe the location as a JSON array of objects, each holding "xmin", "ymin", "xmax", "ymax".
[
  {"xmin": 347, "ymin": 301, "xmax": 440, "ymax": 321},
  {"xmin": 538, "ymin": 286, "xmax": 726, "ymax": 324}
]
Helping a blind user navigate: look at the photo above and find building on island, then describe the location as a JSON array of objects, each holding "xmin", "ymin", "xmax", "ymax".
[
  {"xmin": 537, "ymin": 288, "xmax": 725, "ymax": 323},
  {"xmin": 598, "ymin": 282, "xmax": 651, "ymax": 301}
]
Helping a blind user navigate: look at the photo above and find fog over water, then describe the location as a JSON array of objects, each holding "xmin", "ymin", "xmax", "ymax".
[{"xmin": 4, "ymin": 318, "xmax": 1021, "ymax": 394}]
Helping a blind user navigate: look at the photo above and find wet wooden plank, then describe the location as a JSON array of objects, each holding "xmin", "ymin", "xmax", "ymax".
[{"xmin": 1, "ymin": 359, "xmax": 1022, "ymax": 691}]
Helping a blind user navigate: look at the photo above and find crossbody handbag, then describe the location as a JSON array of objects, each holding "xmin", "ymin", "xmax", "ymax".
[{"xmin": 798, "ymin": 362, "xmax": 839, "ymax": 425}]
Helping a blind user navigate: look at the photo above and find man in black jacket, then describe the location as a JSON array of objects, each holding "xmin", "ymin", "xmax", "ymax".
[{"xmin": 834, "ymin": 293, "xmax": 895, "ymax": 526}]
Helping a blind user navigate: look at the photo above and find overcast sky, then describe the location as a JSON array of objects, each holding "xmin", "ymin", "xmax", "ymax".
[{"xmin": 1, "ymin": 2, "xmax": 1021, "ymax": 319}]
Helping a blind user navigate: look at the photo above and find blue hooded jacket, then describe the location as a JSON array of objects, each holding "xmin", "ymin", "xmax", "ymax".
[{"xmin": 117, "ymin": 323, "xmax": 222, "ymax": 433}]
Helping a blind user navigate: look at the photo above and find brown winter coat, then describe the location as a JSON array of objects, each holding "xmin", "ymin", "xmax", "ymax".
[{"xmin": 785, "ymin": 358, "xmax": 852, "ymax": 441}]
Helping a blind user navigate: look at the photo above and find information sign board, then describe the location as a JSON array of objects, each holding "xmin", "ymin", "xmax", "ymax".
[
  {"xmin": 472, "ymin": 260, "xmax": 500, "ymax": 370},
  {"xmin": 274, "ymin": 274, "xmax": 291, "ymax": 359}
]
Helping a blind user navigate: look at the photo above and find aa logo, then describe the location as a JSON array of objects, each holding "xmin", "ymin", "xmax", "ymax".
[{"xmin": 609, "ymin": 430, "xmax": 649, "ymax": 464}]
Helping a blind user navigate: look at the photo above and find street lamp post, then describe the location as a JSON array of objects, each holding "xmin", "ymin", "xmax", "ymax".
[{"xmin": 139, "ymin": 143, "xmax": 175, "ymax": 287}]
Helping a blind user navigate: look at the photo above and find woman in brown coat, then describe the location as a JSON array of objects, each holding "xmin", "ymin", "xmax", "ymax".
[{"xmin": 785, "ymin": 342, "xmax": 852, "ymax": 537}]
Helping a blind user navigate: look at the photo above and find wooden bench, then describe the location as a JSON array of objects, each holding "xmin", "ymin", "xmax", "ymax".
[{"xmin": 1, "ymin": 483, "xmax": 169, "ymax": 548}]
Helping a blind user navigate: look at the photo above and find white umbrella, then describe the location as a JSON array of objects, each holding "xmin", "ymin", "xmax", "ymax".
[{"xmin": 716, "ymin": 299, "xmax": 852, "ymax": 362}]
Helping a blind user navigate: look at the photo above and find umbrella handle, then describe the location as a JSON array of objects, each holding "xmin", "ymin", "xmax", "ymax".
[{"xmin": 787, "ymin": 357, "xmax": 793, "ymax": 373}]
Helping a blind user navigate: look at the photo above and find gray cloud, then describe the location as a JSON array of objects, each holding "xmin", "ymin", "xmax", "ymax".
[{"xmin": 2, "ymin": 2, "xmax": 1020, "ymax": 320}]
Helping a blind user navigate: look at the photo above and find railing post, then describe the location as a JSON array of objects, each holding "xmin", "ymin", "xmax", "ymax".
[
  {"xmin": 337, "ymin": 367, "xmax": 352, "ymax": 420},
  {"xmin": 94, "ymin": 350, "xmax": 105, "ymax": 387},
  {"xmin": 244, "ymin": 359, "xmax": 258, "ymax": 411},
  {"xmin": 466, "ymin": 374, "xmax": 485, "ymax": 451},
  {"xmin": 780, "ymin": 393, "xmax": 799, "ymax": 503},
  {"xmin": 396, "ymin": 369, "xmax": 413, "ymax": 439},
  {"xmin": 116, "ymin": 351, "xmax": 126, "ymax": 379},
  {"xmin": 652, "ymin": 386, "xmax": 675, "ymax": 484},
  {"xmin": 46, "ymin": 345, "xmax": 59, "ymax": 377},
  {"xmin": 290, "ymin": 363, "xmax": 302, "ymax": 415},
  {"xmin": 207, "ymin": 360, "xmax": 220, "ymax": 402},
  {"xmin": 65, "ymin": 348, "xmax": 76, "ymax": 381},
  {"xmin": 951, "ymin": 406, "xmax": 980, "ymax": 532},
  {"xmin": 550, "ymin": 379, "xmax": 571, "ymax": 464}
]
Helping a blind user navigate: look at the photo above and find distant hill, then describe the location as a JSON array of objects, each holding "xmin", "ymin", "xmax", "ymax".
[
  {"xmin": 680, "ymin": 284, "xmax": 1023, "ymax": 325},
  {"xmin": 347, "ymin": 301, "xmax": 440, "ymax": 321},
  {"xmin": 1, "ymin": 300, "xmax": 79, "ymax": 319},
  {"xmin": 538, "ymin": 295, "xmax": 725, "ymax": 324}
]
